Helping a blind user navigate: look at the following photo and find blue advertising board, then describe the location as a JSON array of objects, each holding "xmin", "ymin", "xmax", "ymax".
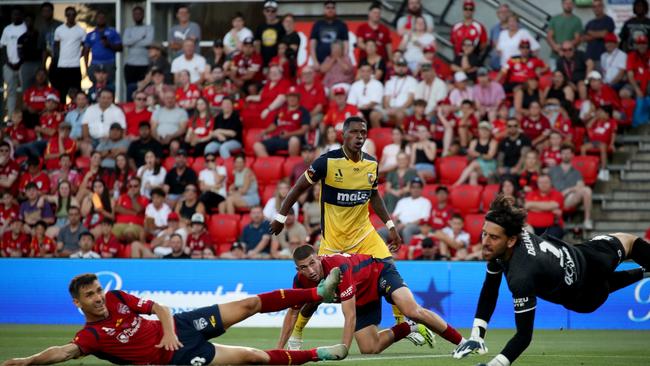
[{"xmin": 0, "ymin": 259, "xmax": 648, "ymax": 330}]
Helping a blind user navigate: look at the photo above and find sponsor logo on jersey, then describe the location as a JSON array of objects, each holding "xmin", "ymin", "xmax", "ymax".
[
  {"xmin": 336, "ymin": 191, "xmax": 370, "ymax": 205},
  {"xmin": 340, "ymin": 285, "xmax": 353, "ymax": 299},
  {"xmin": 102, "ymin": 327, "xmax": 116, "ymax": 336},
  {"xmin": 193, "ymin": 317, "xmax": 208, "ymax": 331},
  {"xmin": 334, "ymin": 168, "xmax": 344, "ymax": 183}
]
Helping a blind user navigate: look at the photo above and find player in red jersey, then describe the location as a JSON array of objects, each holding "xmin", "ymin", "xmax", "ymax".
[
  {"xmin": 278, "ymin": 246, "xmax": 468, "ymax": 354},
  {"xmin": 2, "ymin": 272, "xmax": 347, "ymax": 366}
]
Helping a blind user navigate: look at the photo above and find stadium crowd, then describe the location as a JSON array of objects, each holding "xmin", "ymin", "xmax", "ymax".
[{"xmin": 1, "ymin": 0, "xmax": 649, "ymax": 260}]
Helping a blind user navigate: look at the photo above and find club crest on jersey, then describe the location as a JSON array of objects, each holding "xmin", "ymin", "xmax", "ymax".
[
  {"xmin": 193, "ymin": 317, "xmax": 208, "ymax": 331},
  {"xmin": 367, "ymin": 172, "xmax": 376, "ymax": 185},
  {"xmin": 117, "ymin": 303, "xmax": 130, "ymax": 314}
]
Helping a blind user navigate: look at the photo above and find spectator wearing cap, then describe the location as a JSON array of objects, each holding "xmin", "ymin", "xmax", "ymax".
[
  {"xmin": 619, "ymin": 0, "xmax": 650, "ymax": 51},
  {"xmin": 113, "ymin": 176, "xmax": 148, "ymax": 243},
  {"xmin": 20, "ymin": 182, "xmax": 55, "ymax": 228},
  {"xmin": 383, "ymin": 58, "xmax": 418, "ymax": 126},
  {"xmin": 271, "ymin": 211, "xmax": 307, "ymax": 259},
  {"xmin": 582, "ymin": 70, "xmax": 622, "ymax": 122},
  {"xmin": 488, "ymin": 4, "xmax": 513, "ymax": 70},
  {"xmin": 448, "ymin": 72, "xmax": 475, "ymax": 108},
  {"xmin": 221, "ymin": 241, "xmax": 247, "ymax": 259},
  {"xmin": 96, "ymin": 123, "xmax": 129, "ymax": 169},
  {"xmin": 627, "ymin": 34, "xmax": 650, "ymax": 97},
  {"xmin": 451, "ymin": 38, "xmax": 479, "ymax": 81},
  {"xmin": 557, "ymin": 40, "xmax": 594, "ymax": 100},
  {"xmin": 255, "ymin": 1, "xmax": 285, "ymax": 67},
  {"xmin": 133, "ymin": 211, "xmax": 186, "ymax": 258},
  {"xmin": 496, "ymin": 14, "xmax": 539, "ymax": 67},
  {"xmin": 55, "ymin": 206, "xmax": 88, "ymax": 257},
  {"xmin": 186, "ymin": 213, "xmax": 214, "ymax": 258},
  {"xmin": 224, "ymin": 12, "xmax": 254, "ymax": 55},
  {"xmin": 18, "ymin": 157, "xmax": 51, "ymax": 197},
  {"xmin": 164, "ymin": 149, "xmax": 198, "ymax": 204},
  {"xmin": 397, "ymin": 0, "xmax": 435, "ymax": 36},
  {"xmin": 379, "ymin": 176, "xmax": 431, "ymax": 246},
  {"xmin": 69, "ymin": 232, "xmax": 101, "ymax": 259},
  {"xmin": 347, "ymin": 63, "xmax": 384, "ymax": 128},
  {"xmin": 144, "ymin": 187, "xmax": 172, "ymax": 237},
  {"xmin": 400, "ymin": 15, "xmax": 436, "ymax": 73},
  {"xmin": 310, "ymin": 1, "xmax": 350, "ymax": 68},
  {"xmin": 415, "ymin": 62, "xmax": 447, "ymax": 120},
  {"xmin": 52, "ymin": 6, "xmax": 85, "ymax": 100},
  {"xmin": 320, "ymin": 40, "xmax": 354, "ymax": 90},
  {"xmin": 127, "ymin": 122, "xmax": 163, "ymax": 169},
  {"xmin": 123, "ymin": 6, "xmax": 154, "ymax": 101},
  {"xmin": 254, "ymin": 86, "xmax": 310, "ymax": 157},
  {"xmin": 15, "ymin": 93, "xmax": 62, "ymax": 160},
  {"xmin": 550, "ymin": 144, "xmax": 594, "ymax": 230},
  {"xmin": 600, "ymin": 33, "xmax": 627, "ymax": 88},
  {"xmin": 454, "ymin": 121, "xmax": 498, "ymax": 186},
  {"xmin": 297, "ymin": 67, "xmax": 328, "ymax": 126},
  {"xmin": 44, "ymin": 122, "xmax": 77, "ymax": 171},
  {"xmin": 64, "ymin": 91, "xmax": 89, "ymax": 141},
  {"xmin": 547, "ymin": 0, "xmax": 582, "ymax": 59},
  {"xmin": 88, "ymin": 64, "xmax": 115, "ymax": 103},
  {"xmin": 472, "ymin": 68, "xmax": 505, "ymax": 121},
  {"xmin": 583, "ymin": 0, "xmax": 615, "ymax": 63},
  {"xmin": 168, "ymin": 5, "xmax": 201, "ymax": 56},
  {"xmin": 1, "ymin": 8, "xmax": 26, "ymax": 119},
  {"xmin": 357, "ymin": 3, "xmax": 393, "ymax": 60},
  {"xmin": 323, "ymin": 86, "xmax": 362, "ymax": 136},
  {"xmin": 229, "ymin": 36, "xmax": 264, "ymax": 88},
  {"xmin": 240, "ymin": 206, "xmax": 271, "ymax": 259},
  {"xmin": 83, "ymin": 90, "xmax": 125, "ymax": 148},
  {"xmin": 150, "ymin": 90, "xmax": 188, "ymax": 146},
  {"xmin": 499, "ymin": 39, "xmax": 548, "ymax": 94},
  {"xmin": 171, "ymin": 39, "xmax": 207, "ymax": 85},
  {"xmin": 22, "ymin": 69, "xmax": 58, "ymax": 129},
  {"xmin": 94, "ymin": 218, "xmax": 120, "ymax": 258},
  {"xmin": 384, "ymin": 151, "xmax": 418, "ymax": 212},
  {"xmin": 143, "ymin": 42, "xmax": 172, "ymax": 84},
  {"xmin": 82, "ymin": 11, "xmax": 123, "ymax": 85},
  {"xmin": 451, "ymin": 0, "xmax": 488, "ymax": 56},
  {"xmin": 204, "ymin": 98, "xmax": 243, "ymax": 159}
]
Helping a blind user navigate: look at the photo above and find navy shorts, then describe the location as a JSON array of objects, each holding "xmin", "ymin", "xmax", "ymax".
[
  {"xmin": 355, "ymin": 260, "xmax": 407, "ymax": 331},
  {"xmin": 170, "ymin": 305, "xmax": 225, "ymax": 365}
]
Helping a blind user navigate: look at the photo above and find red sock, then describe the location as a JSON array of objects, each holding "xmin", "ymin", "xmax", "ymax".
[
  {"xmin": 264, "ymin": 349, "xmax": 318, "ymax": 365},
  {"xmin": 440, "ymin": 324, "xmax": 463, "ymax": 345},
  {"xmin": 258, "ymin": 288, "xmax": 320, "ymax": 313},
  {"xmin": 391, "ymin": 322, "xmax": 412, "ymax": 342}
]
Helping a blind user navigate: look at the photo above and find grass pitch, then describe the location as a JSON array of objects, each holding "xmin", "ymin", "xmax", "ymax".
[{"xmin": 0, "ymin": 325, "xmax": 648, "ymax": 365}]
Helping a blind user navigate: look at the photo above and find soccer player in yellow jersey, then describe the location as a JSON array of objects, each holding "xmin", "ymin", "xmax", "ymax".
[{"xmin": 270, "ymin": 117, "xmax": 432, "ymax": 350}]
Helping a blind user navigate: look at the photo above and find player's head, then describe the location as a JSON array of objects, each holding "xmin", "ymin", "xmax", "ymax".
[
  {"xmin": 69, "ymin": 273, "xmax": 108, "ymax": 319},
  {"xmin": 342, "ymin": 116, "xmax": 368, "ymax": 154},
  {"xmin": 482, "ymin": 194, "xmax": 527, "ymax": 261},
  {"xmin": 293, "ymin": 245, "xmax": 324, "ymax": 282}
]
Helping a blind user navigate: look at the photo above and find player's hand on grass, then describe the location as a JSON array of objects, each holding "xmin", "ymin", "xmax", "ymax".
[
  {"xmin": 155, "ymin": 332, "xmax": 184, "ymax": 351},
  {"xmin": 452, "ymin": 337, "xmax": 488, "ymax": 359},
  {"xmin": 387, "ymin": 228, "xmax": 402, "ymax": 252},
  {"xmin": 269, "ymin": 220, "xmax": 284, "ymax": 235},
  {"xmin": 2, "ymin": 357, "xmax": 31, "ymax": 366}
]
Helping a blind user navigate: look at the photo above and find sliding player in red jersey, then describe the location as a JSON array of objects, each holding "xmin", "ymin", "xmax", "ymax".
[{"xmin": 2, "ymin": 272, "xmax": 346, "ymax": 366}]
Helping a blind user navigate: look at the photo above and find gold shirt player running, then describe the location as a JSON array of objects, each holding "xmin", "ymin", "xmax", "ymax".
[{"xmin": 270, "ymin": 116, "xmax": 433, "ymax": 350}]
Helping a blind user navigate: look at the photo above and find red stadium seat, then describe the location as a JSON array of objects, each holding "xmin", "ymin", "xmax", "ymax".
[
  {"xmin": 368, "ymin": 127, "xmax": 393, "ymax": 161},
  {"xmin": 163, "ymin": 156, "xmax": 175, "ymax": 172},
  {"xmin": 395, "ymin": 245, "xmax": 409, "ymax": 260},
  {"xmin": 421, "ymin": 184, "xmax": 439, "ymax": 206},
  {"xmin": 252, "ymin": 156, "xmax": 285, "ymax": 186},
  {"xmin": 239, "ymin": 214, "xmax": 252, "ymax": 236},
  {"xmin": 449, "ymin": 184, "xmax": 483, "ymax": 216},
  {"xmin": 192, "ymin": 157, "xmax": 206, "ymax": 173},
  {"xmin": 464, "ymin": 214, "xmax": 485, "ymax": 245},
  {"xmin": 436, "ymin": 156, "xmax": 468, "ymax": 185},
  {"xmin": 283, "ymin": 156, "xmax": 305, "ymax": 180},
  {"xmin": 571, "ymin": 156, "xmax": 600, "ymax": 186},
  {"xmin": 261, "ymin": 184, "xmax": 276, "ymax": 205},
  {"xmin": 208, "ymin": 215, "xmax": 240, "ymax": 251},
  {"xmin": 481, "ymin": 184, "xmax": 500, "ymax": 212},
  {"xmin": 244, "ymin": 128, "xmax": 264, "ymax": 156}
]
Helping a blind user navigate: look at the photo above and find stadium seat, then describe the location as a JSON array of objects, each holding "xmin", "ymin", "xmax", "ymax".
[
  {"xmin": 464, "ymin": 214, "xmax": 485, "ymax": 245},
  {"xmin": 571, "ymin": 156, "xmax": 600, "ymax": 186},
  {"xmin": 244, "ymin": 128, "xmax": 264, "ymax": 156},
  {"xmin": 163, "ymin": 156, "xmax": 175, "ymax": 172},
  {"xmin": 239, "ymin": 214, "xmax": 252, "ymax": 236},
  {"xmin": 368, "ymin": 127, "xmax": 393, "ymax": 161},
  {"xmin": 481, "ymin": 184, "xmax": 500, "ymax": 212},
  {"xmin": 252, "ymin": 156, "xmax": 285, "ymax": 186},
  {"xmin": 421, "ymin": 184, "xmax": 439, "ymax": 206},
  {"xmin": 192, "ymin": 157, "xmax": 206, "ymax": 173},
  {"xmin": 436, "ymin": 156, "xmax": 468, "ymax": 185},
  {"xmin": 261, "ymin": 184, "xmax": 276, "ymax": 205},
  {"xmin": 283, "ymin": 156, "xmax": 305, "ymax": 180},
  {"xmin": 208, "ymin": 214, "xmax": 240, "ymax": 253},
  {"xmin": 395, "ymin": 245, "xmax": 409, "ymax": 260},
  {"xmin": 449, "ymin": 184, "xmax": 483, "ymax": 216}
]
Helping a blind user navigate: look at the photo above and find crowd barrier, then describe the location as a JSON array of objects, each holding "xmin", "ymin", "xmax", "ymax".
[{"xmin": 0, "ymin": 259, "xmax": 648, "ymax": 329}]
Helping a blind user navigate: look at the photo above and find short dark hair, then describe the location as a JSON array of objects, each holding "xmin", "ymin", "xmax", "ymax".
[
  {"xmin": 80, "ymin": 232, "xmax": 95, "ymax": 241},
  {"xmin": 560, "ymin": 142, "xmax": 574, "ymax": 153},
  {"xmin": 369, "ymin": 2, "xmax": 381, "ymax": 10},
  {"xmin": 293, "ymin": 244, "xmax": 315, "ymax": 261},
  {"xmin": 451, "ymin": 213, "xmax": 464, "ymax": 221},
  {"xmin": 69, "ymin": 273, "xmax": 98, "ymax": 298},
  {"xmin": 41, "ymin": 2, "xmax": 54, "ymax": 10},
  {"xmin": 34, "ymin": 220, "xmax": 47, "ymax": 229},
  {"xmin": 151, "ymin": 187, "xmax": 166, "ymax": 198},
  {"xmin": 485, "ymin": 194, "xmax": 527, "ymax": 237},
  {"xmin": 170, "ymin": 233, "xmax": 184, "ymax": 242},
  {"xmin": 342, "ymin": 116, "xmax": 366, "ymax": 132},
  {"xmin": 64, "ymin": 6, "xmax": 76, "ymax": 15},
  {"xmin": 133, "ymin": 6, "xmax": 144, "ymax": 12}
]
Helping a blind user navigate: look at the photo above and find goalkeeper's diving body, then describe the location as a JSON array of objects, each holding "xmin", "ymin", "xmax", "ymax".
[{"xmin": 453, "ymin": 195, "xmax": 650, "ymax": 366}]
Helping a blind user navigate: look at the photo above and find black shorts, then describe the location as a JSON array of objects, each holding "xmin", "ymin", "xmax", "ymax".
[
  {"xmin": 355, "ymin": 260, "xmax": 407, "ymax": 331},
  {"xmin": 565, "ymin": 235, "xmax": 625, "ymax": 313},
  {"xmin": 170, "ymin": 305, "xmax": 226, "ymax": 365}
]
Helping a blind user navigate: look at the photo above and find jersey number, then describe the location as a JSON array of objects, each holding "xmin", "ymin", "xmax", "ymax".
[{"xmin": 540, "ymin": 241, "xmax": 564, "ymax": 267}]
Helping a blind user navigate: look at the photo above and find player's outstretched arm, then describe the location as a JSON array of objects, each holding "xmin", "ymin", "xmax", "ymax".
[
  {"xmin": 487, "ymin": 306, "xmax": 536, "ymax": 366},
  {"xmin": 277, "ymin": 307, "xmax": 300, "ymax": 348},
  {"xmin": 152, "ymin": 303, "xmax": 183, "ymax": 351},
  {"xmin": 2, "ymin": 343, "xmax": 81, "ymax": 366},
  {"xmin": 270, "ymin": 175, "xmax": 312, "ymax": 235},
  {"xmin": 369, "ymin": 190, "xmax": 401, "ymax": 252}
]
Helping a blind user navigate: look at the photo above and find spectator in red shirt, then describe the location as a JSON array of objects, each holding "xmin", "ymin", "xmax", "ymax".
[
  {"xmin": 202, "ymin": 67, "xmax": 232, "ymax": 111},
  {"xmin": 407, "ymin": 220, "xmax": 441, "ymax": 260},
  {"xmin": 49, "ymin": 154, "xmax": 83, "ymax": 195},
  {"xmin": 30, "ymin": 220, "xmax": 57, "ymax": 258},
  {"xmin": 581, "ymin": 105, "xmax": 617, "ymax": 181},
  {"xmin": 18, "ymin": 156, "xmax": 51, "ymax": 197},
  {"xmin": 254, "ymin": 86, "xmax": 310, "ymax": 157},
  {"xmin": 185, "ymin": 97, "xmax": 214, "ymax": 157},
  {"xmin": 322, "ymin": 86, "xmax": 362, "ymax": 137},
  {"xmin": 0, "ymin": 191, "xmax": 19, "ymax": 233},
  {"xmin": 0, "ymin": 142, "xmax": 19, "ymax": 195},
  {"xmin": 125, "ymin": 90, "xmax": 152, "ymax": 138},
  {"xmin": 245, "ymin": 64, "xmax": 290, "ymax": 125},
  {"xmin": 22, "ymin": 69, "xmax": 58, "ymax": 128},
  {"xmin": 499, "ymin": 39, "xmax": 548, "ymax": 93},
  {"xmin": 16, "ymin": 94, "xmax": 63, "ymax": 160},
  {"xmin": 297, "ymin": 66, "xmax": 327, "ymax": 125},
  {"xmin": 44, "ymin": 122, "xmax": 77, "ymax": 170},
  {"xmin": 113, "ymin": 176, "xmax": 148, "ymax": 243},
  {"xmin": 94, "ymin": 218, "xmax": 121, "ymax": 258},
  {"xmin": 5, "ymin": 110, "xmax": 36, "ymax": 151},
  {"xmin": 229, "ymin": 37, "xmax": 263, "ymax": 88},
  {"xmin": 525, "ymin": 174, "xmax": 564, "ymax": 237},
  {"xmin": 450, "ymin": 0, "xmax": 488, "ymax": 56},
  {"xmin": 1, "ymin": 218, "xmax": 30, "ymax": 257},
  {"xmin": 357, "ymin": 3, "xmax": 392, "ymax": 59},
  {"xmin": 627, "ymin": 34, "xmax": 650, "ymax": 98},
  {"xmin": 581, "ymin": 71, "xmax": 621, "ymax": 123},
  {"xmin": 541, "ymin": 130, "xmax": 563, "ymax": 169},
  {"xmin": 520, "ymin": 101, "xmax": 551, "ymax": 147},
  {"xmin": 519, "ymin": 150, "xmax": 541, "ymax": 194},
  {"xmin": 187, "ymin": 212, "xmax": 215, "ymax": 258},
  {"xmin": 175, "ymin": 69, "xmax": 201, "ymax": 112}
]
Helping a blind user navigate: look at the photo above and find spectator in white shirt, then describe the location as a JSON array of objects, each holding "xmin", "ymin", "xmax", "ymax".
[
  {"xmin": 378, "ymin": 177, "xmax": 431, "ymax": 245},
  {"xmin": 53, "ymin": 7, "xmax": 86, "ymax": 101},
  {"xmin": 497, "ymin": 15, "xmax": 539, "ymax": 67},
  {"xmin": 400, "ymin": 15, "xmax": 436, "ymax": 73},
  {"xmin": 600, "ymin": 32, "xmax": 627, "ymax": 89},
  {"xmin": 82, "ymin": 89, "xmax": 126, "ymax": 145},
  {"xmin": 69, "ymin": 232, "xmax": 101, "ymax": 259},
  {"xmin": 223, "ymin": 12, "xmax": 254, "ymax": 55},
  {"xmin": 144, "ymin": 188, "xmax": 172, "ymax": 236},
  {"xmin": 198, "ymin": 152, "xmax": 227, "ymax": 214},
  {"xmin": 348, "ymin": 63, "xmax": 384, "ymax": 127},
  {"xmin": 1, "ymin": 8, "xmax": 27, "ymax": 118},
  {"xmin": 263, "ymin": 181, "xmax": 299, "ymax": 221},
  {"xmin": 415, "ymin": 62, "xmax": 448, "ymax": 119},
  {"xmin": 383, "ymin": 58, "xmax": 418, "ymax": 126},
  {"xmin": 438, "ymin": 214, "xmax": 473, "ymax": 260},
  {"xmin": 137, "ymin": 150, "xmax": 167, "ymax": 198},
  {"xmin": 171, "ymin": 39, "xmax": 207, "ymax": 84}
]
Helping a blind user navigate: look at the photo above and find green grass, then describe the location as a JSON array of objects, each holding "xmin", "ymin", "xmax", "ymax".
[{"xmin": 1, "ymin": 325, "xmax": 649, "ymax": 365}]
